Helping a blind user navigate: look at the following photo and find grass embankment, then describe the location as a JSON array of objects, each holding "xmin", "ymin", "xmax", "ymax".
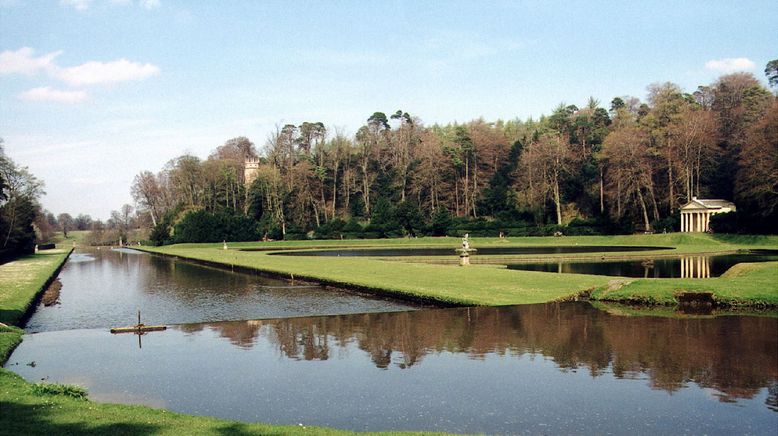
[
  {"xmin": 1, "ymin": 249, "xmax": 72, "ymax": 366},
  {"xmin": 141, "ymin": 233, "xmax": 778, "ymax": 307},
  {"xmin": 0, "ymin": 249, "xmax": 71, "ymax": 326},
  {"xmin": 0, "ymin": 250, "xmax": 371, "ymax": 435},
  {"xmin": 592, "ymin": 261, "xmax": 778, "ymax": 306},
  {"xmin": 52, "ymin": 230, "xmax": 90, "ymax": 249}
]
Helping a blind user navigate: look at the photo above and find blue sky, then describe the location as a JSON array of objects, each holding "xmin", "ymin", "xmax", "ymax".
[{"xmin": 1, "ymin": 0, "xmax": 776, "ymax": 219}]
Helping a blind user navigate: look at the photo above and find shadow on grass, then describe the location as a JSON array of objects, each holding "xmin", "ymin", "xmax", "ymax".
[
  {"xmin": 0, "ymin": 308, "xmax": 25, "ymax": 326},
  {"xmin": 0, "ymin": 401, "xmax": 162, "ymax": 436},
  {"xmin": 215, "ymin": 422, "xmax": 288, "ymax": 436}
]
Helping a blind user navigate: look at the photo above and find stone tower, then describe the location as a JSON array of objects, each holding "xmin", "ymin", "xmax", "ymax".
[{"xmin": 244, "ymin": 157, "xmax": 260, "ymax": 186}]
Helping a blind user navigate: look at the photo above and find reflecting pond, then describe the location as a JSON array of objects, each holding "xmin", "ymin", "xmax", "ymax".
[
  {"xmin": 7, "ymin": 303, "xmax": 777, "ymax": 434},
  {"xmin": 266, "ymin": 245, "xmax": 671, "ymax": 257},
  {"xmin": 507, "ymin": 253, "xmax": 778, "ymax": 278},
  {"xmin": 25, "ymin": 248, "xmax": 420, "ymax": 333}
]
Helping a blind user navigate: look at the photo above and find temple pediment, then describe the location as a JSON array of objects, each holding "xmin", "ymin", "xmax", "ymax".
[{"xmin": 680, "ymin": 198, "xmax": 736, "ymax": 211}]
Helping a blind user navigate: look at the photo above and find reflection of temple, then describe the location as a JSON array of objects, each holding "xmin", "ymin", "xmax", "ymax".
[
  {"xmin": 180, "ymin": 303, "xmax": 778, "ymax": 406},
  {"xmin": 680, "ymin": 256, "xmax": 711, "ymax": 278}
]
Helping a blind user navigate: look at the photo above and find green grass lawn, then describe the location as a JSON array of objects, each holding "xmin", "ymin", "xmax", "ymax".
[
  {"xmin": 0, "ymin": 249, "xmax": 71, "ymax": 326},
  {"xmin": 591, "ymin": 261, "xmax": 778, "ymax": 306},
  {"xmin": 141, "ymin": 233, "xmax": 778, "ymax": 307},
  {"xmin": 52, "ymin": 230, "xmax": 90, "ymax": 248}
]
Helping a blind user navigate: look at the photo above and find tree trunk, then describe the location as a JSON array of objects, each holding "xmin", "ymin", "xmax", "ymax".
[
  {"xmin": 472, "ymin": 154, "xmax": 478, "ymax": 218},
  {"xmin": 553, "ymin": 174, "xmax": 562, "ymax": 225},
  {"xmin": 464, "ymin": 158, "xmax": 470, "ymax": 217},
  {"xmin": 646, "ymin": 177, "xmax": 660, "ymax": 222},
  {"xmin": 3, "ymin": 202, "xmax": 17, "ymax": 248},
  {"xmin": 331, "ymin": 162, "xmax": 339, "ymax": 220},
  {"xmin": 636, "ymin": 187, "xmax": 650, "ymax": 232},
  {"xmin": 599, "ymin": 166, "xmax": 605, "ymax": 214},
  {"xmin": 667, "ymin": 155, "xmax": 674, "ymax": 212},
  {"xmin": 454, "ymin": 179, "xmax": 460, "ymax": 216},
  {"xmin": 360, "ymin": 162, "xmax": 370, "ymax": 218},
  {"xmin": 312, "ymin": 200, "xmax": 320, "ymax": 228}
]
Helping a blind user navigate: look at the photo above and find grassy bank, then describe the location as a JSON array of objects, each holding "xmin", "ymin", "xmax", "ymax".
[
  {"xmin": 140, "ymin": 233, "xmax": 778, "ymax": 307},
  {"xmin": 0, "ymin": 249, "xmax": 71, "ymax": 327},
  {"xmin": 591, "ymin": 261, "xmax": 778, "ymax": 306}
]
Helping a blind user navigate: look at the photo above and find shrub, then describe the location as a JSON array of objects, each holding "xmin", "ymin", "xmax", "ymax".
[
  {"xmin": 710, "ymin": 211, "xmax": 739, "ymax": 234},
  {"xmin": 343, "ymin": 217, "xmax": 363, "ymax": 233},
  {"xmin": 429, "ymin": 208, "xmax": 452, "ymax": 236},
  {"xmin": 314, "ymin": 218, "xmax": 347, "ymax": 239},
  {"xmin": 31, "ymin": 383, "xmax": 88, "ymax": 400},
  {"xmin": 149, "ymin": 221, "xmax": 171, "ymax": 246},
  {"xmin": 173, "ymin": 210, "xmax": 259, "ymax": 243},
  {"xmin": 651, "ymin": 212, "xmax": 680, "ymax": 233}
]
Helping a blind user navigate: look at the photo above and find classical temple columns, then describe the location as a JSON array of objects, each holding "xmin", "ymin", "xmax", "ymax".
[{"xmin": 681, "ymin": 211, "xmax": 715, "ymax": 232}]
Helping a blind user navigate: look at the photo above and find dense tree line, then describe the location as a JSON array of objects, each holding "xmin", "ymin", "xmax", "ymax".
[{"xmin": 132, "ymin": 69, "xmax": 778, "ymax": 244}]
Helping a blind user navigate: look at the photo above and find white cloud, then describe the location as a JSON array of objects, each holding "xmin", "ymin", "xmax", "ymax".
[
  {"xmin": 0, "ymin": 47, "xmax": 61, "ymax": 75},
  {"xmin": 53, "ymin": 58, "xmax": 160, "ymax": 86},
  {"xmin": 60, "ymin": 0, "xmax": 93, "ymax": 10},
  {"xmin": 705, "ymin": 57, "xmax": 756, "ymax": 74},
  {"xmin": 19, "ymin": 87, "xmax": 88, "ymax": 103},
  {"xmin": 139, "ymin": 0, "xmax": 160, "ymax": 10},
  {"xmin": 1, "ymin": 47, "xmax": 160, "ymax": 86}
]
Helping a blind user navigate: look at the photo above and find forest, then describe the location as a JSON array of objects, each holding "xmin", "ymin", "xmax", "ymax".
[
  {"xmin": 1, "ymin": 70, "xmax": 777, "ymax": 253},
  {"xmin": 129, "ymin": 69, "xmax": 778, "ymax": 245}
]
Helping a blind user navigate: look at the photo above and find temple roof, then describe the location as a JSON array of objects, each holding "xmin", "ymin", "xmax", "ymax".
[{"xmin": 681, "ymin": 198, "xmax": 736, "ymax": 211}]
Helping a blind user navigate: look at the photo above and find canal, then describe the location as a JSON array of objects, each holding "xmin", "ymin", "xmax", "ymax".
[{"xmin": 25, "ymin": 248, "xmax": 420, "ymax": 333}]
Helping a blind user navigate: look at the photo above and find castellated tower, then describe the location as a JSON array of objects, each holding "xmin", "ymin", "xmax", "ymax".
[{"xmin": 244, "ymin": 157, "xmax": 260, "ymax": 186}]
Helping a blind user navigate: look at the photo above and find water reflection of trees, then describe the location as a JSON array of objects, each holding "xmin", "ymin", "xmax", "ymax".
[{"xmin": 181, "ymin": 303, "xmax": 777, "ymax": 405}]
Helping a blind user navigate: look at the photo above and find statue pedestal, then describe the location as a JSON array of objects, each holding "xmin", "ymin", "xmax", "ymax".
[{"xmin": 455, "ymin": 248, "xmax": 476, "ymax": 266}]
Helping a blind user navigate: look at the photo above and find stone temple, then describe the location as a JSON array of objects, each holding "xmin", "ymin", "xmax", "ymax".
[{"xmin": 680, "ymin": 197, "xmax": 736, "ymax": 232}]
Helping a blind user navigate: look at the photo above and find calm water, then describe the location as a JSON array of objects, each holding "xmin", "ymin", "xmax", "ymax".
[
  {"xmin": 267, "ymin": 245, "xmax": 671, "ymax": 257},
  {"xmin": 507, "ymin": 253, "xmax": 778, "ymax": 278},
  {"xmin": 7, "ymin": 303, "xmax": 777, "ymax": 434},
  {"xmin": 24, "ymin": 248, "xmax": 419, "ymax": 332}
]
